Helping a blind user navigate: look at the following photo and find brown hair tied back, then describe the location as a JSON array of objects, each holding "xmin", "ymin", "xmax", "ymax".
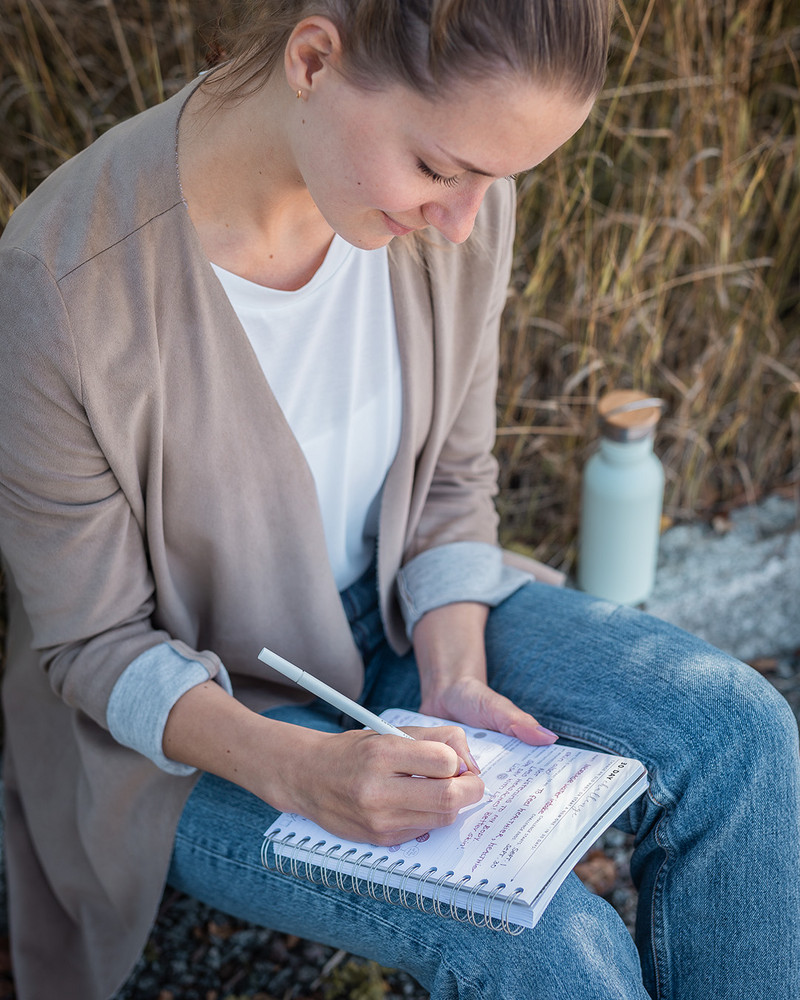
[{"xmin": 216, "ymin": 0, "xmax": 612, "ymax": 102}]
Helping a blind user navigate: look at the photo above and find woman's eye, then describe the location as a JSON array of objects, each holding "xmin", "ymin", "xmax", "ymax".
[{"xmin": 417, "ymin": 159, "xmax": 460, "ymax": 188}]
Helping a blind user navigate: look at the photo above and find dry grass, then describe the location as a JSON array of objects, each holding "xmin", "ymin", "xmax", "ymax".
[
  {"xmin": 499, "ymin": 0, "xmax": 800, "ymax": 567},
  {"xmin": 1, "ymin": 0, "xmax": 798, "ymax": 572},
  {"xmin": 0, "ymin": 0, "xmax": 225, "ymax": 214}
]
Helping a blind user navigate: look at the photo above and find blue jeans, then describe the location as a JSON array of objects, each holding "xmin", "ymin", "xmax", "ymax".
[{"xmin": 168, "ymin": 565, "xmax": 800, "ymax": 999}]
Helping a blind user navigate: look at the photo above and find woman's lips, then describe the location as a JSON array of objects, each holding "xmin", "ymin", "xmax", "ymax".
[{"xmin": 382, "ymin": 212, "xmax": 417, "ymax": 237}]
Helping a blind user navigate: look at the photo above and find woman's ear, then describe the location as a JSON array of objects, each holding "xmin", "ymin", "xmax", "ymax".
[{"xmin": 284, "ymin": 16, "xmax": 343, "ymax": 96}]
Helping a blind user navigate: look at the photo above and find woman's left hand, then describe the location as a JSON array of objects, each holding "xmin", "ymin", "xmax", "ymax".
[
  {"xmin": 419, "ymin": 674, "xmax": 557, "ymax": 747},
  {"xmin": 413, "ymin": 601, "xmax": 558, "ymax": 749}
]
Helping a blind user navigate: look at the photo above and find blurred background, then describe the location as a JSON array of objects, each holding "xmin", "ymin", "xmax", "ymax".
[
  {"xmin": 0, "ymin": 3, "xmax": 798, "ymax": 996},
  {"xmin": 0, "ymin": 0, "xmax": 798, "ymax": 572}
]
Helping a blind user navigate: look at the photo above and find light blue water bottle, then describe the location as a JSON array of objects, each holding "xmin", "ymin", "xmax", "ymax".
[{"xmin": 578, "ymin": 390, "xmax": 665, "ymax": 605}]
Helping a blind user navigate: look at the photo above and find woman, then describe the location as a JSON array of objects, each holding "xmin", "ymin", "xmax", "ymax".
[{"xmin": 0, "ymin": 2, "xmax": 798, "ymax": 998}]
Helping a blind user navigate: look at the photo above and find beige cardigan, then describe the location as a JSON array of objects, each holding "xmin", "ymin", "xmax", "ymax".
[{"xmin": 0, "ymin": 78, "xmax": 517, "ymax": 997}]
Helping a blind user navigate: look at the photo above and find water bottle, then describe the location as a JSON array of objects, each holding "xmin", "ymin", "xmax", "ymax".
[{"xmin": 577, "ymin": 390, "xmax": 665, "ymax": 605}]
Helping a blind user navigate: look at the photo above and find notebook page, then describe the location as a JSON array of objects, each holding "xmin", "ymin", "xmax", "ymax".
[
  {"xmin": 380, "ymin": 710, "xmax": 644, "ymax": 897},
  {"xmin": 265, "ymin": 709, "xmax": 647, "ymax": 909}
]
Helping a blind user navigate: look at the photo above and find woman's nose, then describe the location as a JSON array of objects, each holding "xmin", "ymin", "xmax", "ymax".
[{"xmin": 423, "ymin": 179, "xmax": 493, "ymax": 244}]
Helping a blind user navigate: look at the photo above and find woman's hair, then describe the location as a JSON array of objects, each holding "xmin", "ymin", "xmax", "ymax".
[{"xmin": 215, "ymin": 0, "xmax": 612, "ymax": 102}]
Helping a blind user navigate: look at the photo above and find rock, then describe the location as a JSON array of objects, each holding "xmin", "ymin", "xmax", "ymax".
[{"xmin": 643, "ymin": 495, "xmax": 800, "ymax": 662}]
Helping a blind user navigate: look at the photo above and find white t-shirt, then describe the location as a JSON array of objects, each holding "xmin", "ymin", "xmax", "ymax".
[{"xmin": 211, "ymin": 236, "xmax": 402, "ymax": 590}]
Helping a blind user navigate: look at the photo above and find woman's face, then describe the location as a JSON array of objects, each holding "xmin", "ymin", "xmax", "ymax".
[{"xmin": 288, "ymin": 70, "xmax": 594, "ymax": 249}]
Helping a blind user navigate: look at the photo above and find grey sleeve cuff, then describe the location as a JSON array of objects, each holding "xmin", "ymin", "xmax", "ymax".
[
  {"xmin": 396, "ymin": 541, "xmax": 533, "ymax": 640},
  {"xmin": 107, "ymin": 643, "xmax": 234, "ymax": 776}
]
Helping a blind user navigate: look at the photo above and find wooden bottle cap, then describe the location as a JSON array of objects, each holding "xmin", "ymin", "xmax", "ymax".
[{"xmin": 597, "ymin": 390, "xmax": 663, "ymax": 442}]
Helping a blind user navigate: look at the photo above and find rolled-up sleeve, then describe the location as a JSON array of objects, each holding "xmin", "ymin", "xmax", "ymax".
[
  {"xmin": 107, "ymin": 642, "xmax": 234, "ymax": 775},
  {"xmin": 397, "ymin": 540, "xmax": 533, "ymax": 639}
]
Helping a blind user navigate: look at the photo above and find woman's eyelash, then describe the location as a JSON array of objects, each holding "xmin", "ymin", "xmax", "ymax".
[{"xmin": 416, "ymin": 159, "xmax": 460, "ymax": 188}]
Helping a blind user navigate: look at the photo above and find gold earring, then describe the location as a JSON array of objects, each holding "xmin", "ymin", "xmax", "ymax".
[{"xmin": 296, "ymin": 89, "xmax": 303, "ymax": 100}]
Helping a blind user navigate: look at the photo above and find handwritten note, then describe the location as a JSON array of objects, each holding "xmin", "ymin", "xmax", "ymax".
[{"xmin": 376, "ymin": 711, "xmax": 642, "ymax": 891}]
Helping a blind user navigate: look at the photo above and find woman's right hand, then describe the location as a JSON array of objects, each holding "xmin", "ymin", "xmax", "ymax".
[
  {"xmin": 267, "ymin": 724, "xmax": 485, "ymax": 845},
  {"xmin": 163, "ymin": 680, "xmax": 485, "ymax": 845}
]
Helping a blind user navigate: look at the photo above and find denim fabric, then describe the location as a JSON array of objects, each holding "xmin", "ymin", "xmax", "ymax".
[{"xmin": 168, "ymin": 563, "xmax": 800, "ymax": 1000}]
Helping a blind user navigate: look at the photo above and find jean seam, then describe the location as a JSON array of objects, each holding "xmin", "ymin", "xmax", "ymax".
[
  {"xmin": 649, "ymin": 813, "xmax": 673, "ymax": 1000},
  {"xmin": 173, "ymin": 831, "xmax": 266, "ymax": 874}
]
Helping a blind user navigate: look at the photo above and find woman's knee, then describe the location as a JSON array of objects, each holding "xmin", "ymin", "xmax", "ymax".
[
  {"xmin": 673, "ymin": 641, "xmax": 797, "ymax": 760},
  {"xmin": 634, "ymin": 638, "xmax": 800, "ymax": 829}
]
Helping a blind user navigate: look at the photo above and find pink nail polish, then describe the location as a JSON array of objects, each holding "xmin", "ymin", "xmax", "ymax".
[
  {"xmin": 535, "ymin": 725, "xmax": 558, "ymax": 742},
  {"xmin": 467, "ymin": 752, "xmax": 481, "ymax": 774}
]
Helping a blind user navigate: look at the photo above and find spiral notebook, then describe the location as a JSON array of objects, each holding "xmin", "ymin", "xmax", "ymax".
[{"xmin": 262, "ymin": 709, "xmax": 647, "ymax": 933}]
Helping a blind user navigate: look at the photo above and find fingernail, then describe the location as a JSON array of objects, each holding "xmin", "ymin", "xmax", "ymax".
[
  {"xmin": 457, "ymin": 759, "xmax": 468, "ymax": 776},
  {"xmin": 467, "ymin": 751, "xmax": 481, "ymax": 774},
  {"xmin": 535, "ymin": 725, "xmax": 558, "ymax": 742}
]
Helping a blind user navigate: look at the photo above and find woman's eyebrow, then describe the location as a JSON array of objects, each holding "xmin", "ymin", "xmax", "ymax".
[{"xmin": 434, "ymin": 144, "xmax": 496, "ymax": 178}]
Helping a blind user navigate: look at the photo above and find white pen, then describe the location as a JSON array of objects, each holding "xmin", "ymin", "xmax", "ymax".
[{"xmin": 258, "ymin": 646, "xmax": 415, "ymax": 740}]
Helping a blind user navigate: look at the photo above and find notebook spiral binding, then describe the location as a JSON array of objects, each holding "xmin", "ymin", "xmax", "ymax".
[{"xmin": 262, "ymin": 829, "xmax": 526, "ymax": 935}]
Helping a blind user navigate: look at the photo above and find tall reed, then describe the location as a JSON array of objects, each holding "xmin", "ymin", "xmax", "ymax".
[
  {"xmin": 499, "ymin": 0, "xmax": 800, "ymax": 567},
  {"xmin": 0, "ymin": 0, "xmax": 223, "ymax": 218}
]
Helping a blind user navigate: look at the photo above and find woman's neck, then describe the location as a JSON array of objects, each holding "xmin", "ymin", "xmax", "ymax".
[{"xmin": 177, "ymin": 69, "xmax": 335, "ymax": 290}]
